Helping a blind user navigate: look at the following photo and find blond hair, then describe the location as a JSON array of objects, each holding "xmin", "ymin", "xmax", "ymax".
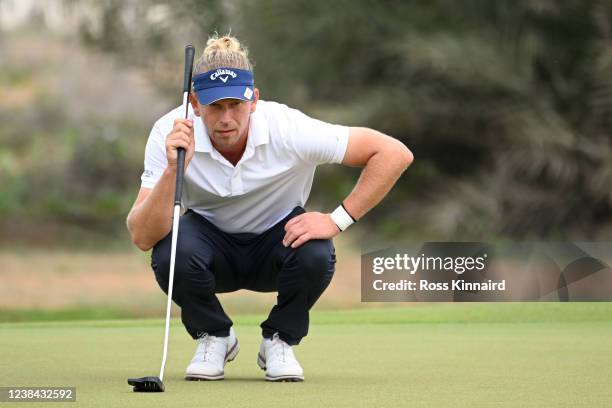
[{"xmin": 194, "ymin": 33, "xmax": 253, "ymax": 75}]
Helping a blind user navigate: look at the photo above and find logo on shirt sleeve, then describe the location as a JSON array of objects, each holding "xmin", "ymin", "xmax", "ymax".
[{"xmin": 143, "ymin": 169, "xmax": 155, "ymax": 178}]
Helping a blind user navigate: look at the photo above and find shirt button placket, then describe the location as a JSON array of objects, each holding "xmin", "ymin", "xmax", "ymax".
[{"xmin": 231, "ymin": 169, "xmax": 243, "ymax": 194}]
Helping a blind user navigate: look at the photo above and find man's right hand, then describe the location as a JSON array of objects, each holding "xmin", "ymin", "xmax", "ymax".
[{"xmin": 166, "ymin": 118, "xmax": 195, "ymax": 169}]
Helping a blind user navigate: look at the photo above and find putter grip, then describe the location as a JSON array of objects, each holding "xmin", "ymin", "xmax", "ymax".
[
  {"xmin": 183, "ymin": 45, "xmax": 195, "ymax": 92},
  {"xmin": 174, "ymin": 148, "xmax": 186, "ymax": 206},
  {"xmin": 175, "ymin": 45, "xmax": 195, "ymax": 206}
]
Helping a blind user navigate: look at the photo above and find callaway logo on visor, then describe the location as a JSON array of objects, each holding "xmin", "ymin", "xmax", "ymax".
[
  {"xmin": 210, "ymin": 69, "xmax": 238, "ymax": 83},
  {"xmin": 193, "ymin": 67, "xmax": 254, "ymax": 105}
]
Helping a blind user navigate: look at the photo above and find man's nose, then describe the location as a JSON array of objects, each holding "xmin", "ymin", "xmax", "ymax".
[{"xmin": 219, "ymin": 108, "xmax": 232, "ymax": 123}]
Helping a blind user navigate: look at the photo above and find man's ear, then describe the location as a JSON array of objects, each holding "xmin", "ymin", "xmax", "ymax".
[
  {"xmin": 189, "ymin": 93, "xmax": 201, "ymax": 117},
  {"xmin": 250, "ymin": 88, "xmax": 260, "ymax": 113}
]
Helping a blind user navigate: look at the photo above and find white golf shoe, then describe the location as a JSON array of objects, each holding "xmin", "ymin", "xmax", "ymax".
[
  {"xmin": 257, "ymin": 332, "xmax": 304, "ymax": 382},
  {"xmin": 185, "ymin": 328, "xmax": 239, "ymax": 381}
]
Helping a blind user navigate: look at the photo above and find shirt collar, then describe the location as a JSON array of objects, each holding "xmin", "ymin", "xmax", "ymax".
[{"xmin": 193, "ymin": 104, "xmax": 269, "ymax": 153}]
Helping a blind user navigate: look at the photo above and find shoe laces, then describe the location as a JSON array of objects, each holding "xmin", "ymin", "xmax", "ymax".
[
  {"xmin": 195, "ymin": 333, "xmax": 222, "ymax": 362},
  {"xmin": 269, "ymin": 332, "xmax": 290, "ymax": 363}
]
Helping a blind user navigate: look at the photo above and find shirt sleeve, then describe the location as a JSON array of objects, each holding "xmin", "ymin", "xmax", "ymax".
[
  {"xmin": 140, "ymin": 123, "xmax": 168, "ymax": 189},
  {"xmin": 280, "ymin": 105, "xmax": 350, "ymax": 165}
]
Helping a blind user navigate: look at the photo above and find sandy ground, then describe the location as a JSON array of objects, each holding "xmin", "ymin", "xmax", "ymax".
[{"xmin": 0, "ymin": 235, "xmax": 362, "ymax": 314}]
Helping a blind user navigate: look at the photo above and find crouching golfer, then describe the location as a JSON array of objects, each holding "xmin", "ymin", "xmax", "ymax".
[{"xmin": 126, "ymin": 34, "xmax": 413, "ymax": 382}]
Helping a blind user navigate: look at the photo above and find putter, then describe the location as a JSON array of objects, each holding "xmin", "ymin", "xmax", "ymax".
[{"xmin": 128, "ymin": 44, "xmax": 196, "ymax": 393}]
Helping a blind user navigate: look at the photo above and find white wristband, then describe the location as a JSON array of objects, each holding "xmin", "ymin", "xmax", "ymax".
[{"xmin": 331, "ymin": 204, "xmax": 355, "ymax": 231}]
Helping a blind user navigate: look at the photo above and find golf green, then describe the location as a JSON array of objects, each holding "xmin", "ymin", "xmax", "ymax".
[{"xmin": 1, "ymin": 304, "xmax": 611, "ymax": 407}]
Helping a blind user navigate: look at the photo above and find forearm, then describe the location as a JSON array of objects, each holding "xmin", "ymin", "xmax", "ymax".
[
  {"xmin": 342, "ymin": 147, "xmax": 412, "ymax": 220},
  {"xmin": 126, "ymin": 166, "xmax": 178, "ymax": 250}
]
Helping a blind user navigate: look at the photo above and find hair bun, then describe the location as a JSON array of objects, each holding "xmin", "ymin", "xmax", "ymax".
[{"xmin": 195, "ymin": 33, "xmax": 253, "ymax": 74}]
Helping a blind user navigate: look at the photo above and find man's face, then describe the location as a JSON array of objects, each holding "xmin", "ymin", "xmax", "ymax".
[{"xmin": 190, "ymin": 89, "xmax": 259, "ymax": 150}]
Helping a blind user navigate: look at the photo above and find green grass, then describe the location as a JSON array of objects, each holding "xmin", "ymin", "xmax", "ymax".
[
  {"xmin": 0, "ymin": 307, "xmax": 137, "ymax": 323},
  {"xmin": 1, "ymin": 304, "xmax": 611, "ymax": 407}
]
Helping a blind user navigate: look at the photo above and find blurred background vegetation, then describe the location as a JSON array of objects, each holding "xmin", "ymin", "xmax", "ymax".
[
  {"xmin": 1, "ymin": 0, "xmax": 612, "ymax": 319},
  {"xmin": 3, "ymin": 0, "xmax": 612, "ymax": 248}
]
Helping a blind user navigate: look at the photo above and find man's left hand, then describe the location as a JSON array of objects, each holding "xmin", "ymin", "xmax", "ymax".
[{"xmin": 283, "ymin": 212, "xmax": 340, "ymax": 248}]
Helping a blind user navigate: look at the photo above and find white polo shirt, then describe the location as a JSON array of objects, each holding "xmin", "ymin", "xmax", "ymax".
[{"xmin": 141, "ymin": 100, "xmax": 350, "ymax": 233}]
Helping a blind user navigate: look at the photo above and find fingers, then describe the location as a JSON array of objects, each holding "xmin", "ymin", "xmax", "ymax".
[
  {"xmin": 170, "ymin": 120, "xmax": 193, "ymax": 146},
  {"xmin": 166, "ymin": 119, "xmax": 194, "ymax": 164},
  {"xmin": 283, "ymin": 230, "xmax": 310, "ymax": 248},
  {"xmin": 283, "ymin": 219, "xmax": 310, "ymax": 246},
  {"xmin": 171, "ymin": 119, "xmax": 193, "ymax": 137},
  {"xmin": 174, "ymin": 118, "xmax": 193, "ymax": 128},
  {"xmin": 172, "ymin": 138, "xmax": 191, "ymax": 151},
  {"xmin": 283, "ymin": 225, "xmax": 305, "ymax": 247},
  {"xmin": 290, "ymin": 233, "xmax": 311, "ymax": 248},
  {"xmin": 284, "ymin": 214, "xmax": 303, "ymax": 231},
  {"xmin": 283, "ymin": 212, "xmax": 340, "ymax": 248},
  {"xmin": 172, "ymin": 126, "xmax": 192, "ymax": 141}
]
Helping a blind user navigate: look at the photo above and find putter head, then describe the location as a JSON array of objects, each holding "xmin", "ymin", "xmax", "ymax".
[{"xmin": 127, "ymin": 376, "xmax": 165, "ymax": 392}]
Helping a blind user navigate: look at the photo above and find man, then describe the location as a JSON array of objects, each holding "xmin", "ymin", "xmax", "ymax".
[{"xmin": 126, "ymin": 34, "xmax": 413, "ymax": 382}]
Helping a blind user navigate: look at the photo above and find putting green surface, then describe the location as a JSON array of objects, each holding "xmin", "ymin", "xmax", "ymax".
[{"xmin": 1, "ymin": 304, "xmax": 611, "ymax": 407}]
